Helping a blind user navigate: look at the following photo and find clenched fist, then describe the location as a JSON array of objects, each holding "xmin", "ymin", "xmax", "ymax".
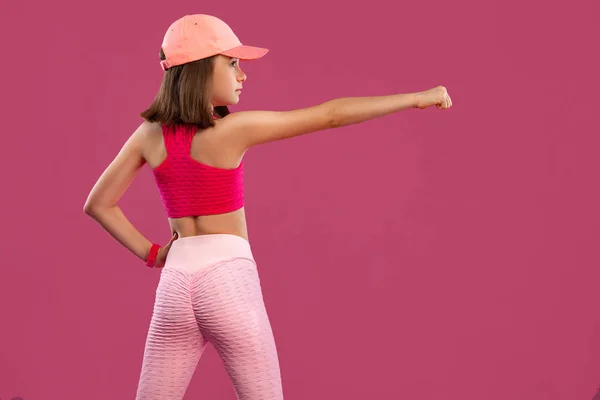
[{"xmin": 415, "ymin": 86, "xmax": 453, "ymax": 110}]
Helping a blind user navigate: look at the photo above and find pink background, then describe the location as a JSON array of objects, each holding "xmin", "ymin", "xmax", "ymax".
[{"xmin": 1, "ymin": 0, "xmax": 599, "ymax": 399}]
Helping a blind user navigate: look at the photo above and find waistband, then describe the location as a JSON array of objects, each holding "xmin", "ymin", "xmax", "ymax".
[{"xmin": 164, "ymin": 233, "xmax": 254, "ymax": 272}]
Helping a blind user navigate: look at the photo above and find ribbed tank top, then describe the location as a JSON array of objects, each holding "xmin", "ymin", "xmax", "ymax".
[{"xmin": 152, "ymin": 123, "xmax": 244, "ymax": 218}]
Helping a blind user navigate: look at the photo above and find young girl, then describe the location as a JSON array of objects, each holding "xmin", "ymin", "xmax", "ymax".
[{"xmin": 83, "ymin": 13, "xmax": 452, "ymax": 400}]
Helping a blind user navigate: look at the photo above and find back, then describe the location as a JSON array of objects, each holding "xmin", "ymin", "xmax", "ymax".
[
  {"xmin": 143, "ymin": 120, "xmax": 249, "ymax": 240},
  {"xmin": 141, "ymin": 103, "xmax": 337, "ymax": 240}
]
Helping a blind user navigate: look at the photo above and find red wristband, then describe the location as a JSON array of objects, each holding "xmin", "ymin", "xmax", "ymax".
[{"xmin": 146, "ymin": 243, "xmax": 160, "ymax": 268}]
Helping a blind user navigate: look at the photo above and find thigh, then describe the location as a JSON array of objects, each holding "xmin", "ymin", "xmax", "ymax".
[
  {"xmin": 136, "ymin": 268, "xmax": 208, "ymax": 400},
  {"xmin": 191, "ymin": 258, "xmax": 284, "ymax": 399}
]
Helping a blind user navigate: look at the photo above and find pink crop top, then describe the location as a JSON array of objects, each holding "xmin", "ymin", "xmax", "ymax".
[{"xmin": 152, "ymin": 123, "xmax": 244, "ymax": 218}]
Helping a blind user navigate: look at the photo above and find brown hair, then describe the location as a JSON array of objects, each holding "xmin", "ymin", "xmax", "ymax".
[{"xmin": 140, "ymin": 48, "xmax": 230, "ymax": 129}]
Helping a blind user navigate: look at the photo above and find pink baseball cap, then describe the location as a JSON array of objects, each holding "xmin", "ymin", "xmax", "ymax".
[{"xmin": 160, "ymin": 14, "xmax": 269, "ymax": 71}]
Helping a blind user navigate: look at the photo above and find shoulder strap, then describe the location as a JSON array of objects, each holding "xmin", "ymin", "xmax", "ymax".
[{"xmin": 161, "ymin": 124, "xmax": 195, "ymax": 156}]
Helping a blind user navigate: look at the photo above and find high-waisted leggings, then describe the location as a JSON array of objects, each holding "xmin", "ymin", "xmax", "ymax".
[{"xmin": 135, "ymin": 234, "xmax": 284, "ymax": 399}]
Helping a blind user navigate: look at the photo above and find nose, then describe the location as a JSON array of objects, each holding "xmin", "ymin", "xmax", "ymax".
[{"xmin": 237, "ymin": 66, "xmax": 247, "ymax": 83}]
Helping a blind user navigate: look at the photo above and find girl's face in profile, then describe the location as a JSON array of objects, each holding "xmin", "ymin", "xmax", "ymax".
[{"xmin": 212, "ymin": 55, "xmax": 246, "ymax": 107}]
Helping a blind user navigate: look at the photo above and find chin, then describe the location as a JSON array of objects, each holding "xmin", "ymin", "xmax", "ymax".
[{"xmin": 214, "ymin": 100, "xmax": 238, "ymax": 107}]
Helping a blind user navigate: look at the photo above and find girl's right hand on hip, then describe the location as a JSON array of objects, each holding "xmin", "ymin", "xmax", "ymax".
[{"xmin": 155, "ymin": 232, "xmax": 179, "ymax": 269}]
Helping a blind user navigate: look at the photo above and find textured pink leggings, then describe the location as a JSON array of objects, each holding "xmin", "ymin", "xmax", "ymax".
[{"xmin": 135, "ymin": 234, "xmax": 283, "ymax": 399}]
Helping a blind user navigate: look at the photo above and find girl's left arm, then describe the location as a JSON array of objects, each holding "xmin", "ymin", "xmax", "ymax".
[{"xmin": 83, "ymin": 122, "xmax": 156, "ymax": 263}]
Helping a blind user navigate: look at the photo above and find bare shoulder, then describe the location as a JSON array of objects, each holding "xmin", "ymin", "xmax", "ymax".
[
  {"xmin": 115, "ymin": 120, "xmax": 162, "ymax": 148},
  {"xmin": 216, "ymin": 105, "xmax": 335, "ymax": 149},
  {"xmin": 124, "ymin": 120, "xmax": 164, "ymax": 158},
  {"xmin": 134, "ymin": 120, "xmax": 163, "ymax": 142}
]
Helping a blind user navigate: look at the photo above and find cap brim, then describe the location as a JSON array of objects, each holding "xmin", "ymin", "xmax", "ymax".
[{"xmin": 221, "ymin": 45, "xmax": 269, "ymax": 60}]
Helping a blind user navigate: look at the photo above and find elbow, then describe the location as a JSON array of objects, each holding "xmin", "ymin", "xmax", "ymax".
[
  {"xmin": 83, "ymin": 202, "xmax": 96, "ymax": 216},
  {"xmin": 84, "ymin": 202, "xmax": 105, "ymax": 217},
  {"xmin": 330, "ymin": 114, "xmax": 341, "ymax": 129},
  {"xmin": 326, "ymin": 103, "xmax": 341, "ymax": 129}
]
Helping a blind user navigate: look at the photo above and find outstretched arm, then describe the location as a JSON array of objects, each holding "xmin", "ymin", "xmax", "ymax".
[{"xmin": 220, "ymin": 86, "xmax": 451, "ymax": 150}]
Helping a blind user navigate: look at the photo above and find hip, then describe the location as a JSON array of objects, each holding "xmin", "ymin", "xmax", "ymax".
[{"xmin": 163, "ymin": 233, "xmax": 255, "ymax": 274}]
